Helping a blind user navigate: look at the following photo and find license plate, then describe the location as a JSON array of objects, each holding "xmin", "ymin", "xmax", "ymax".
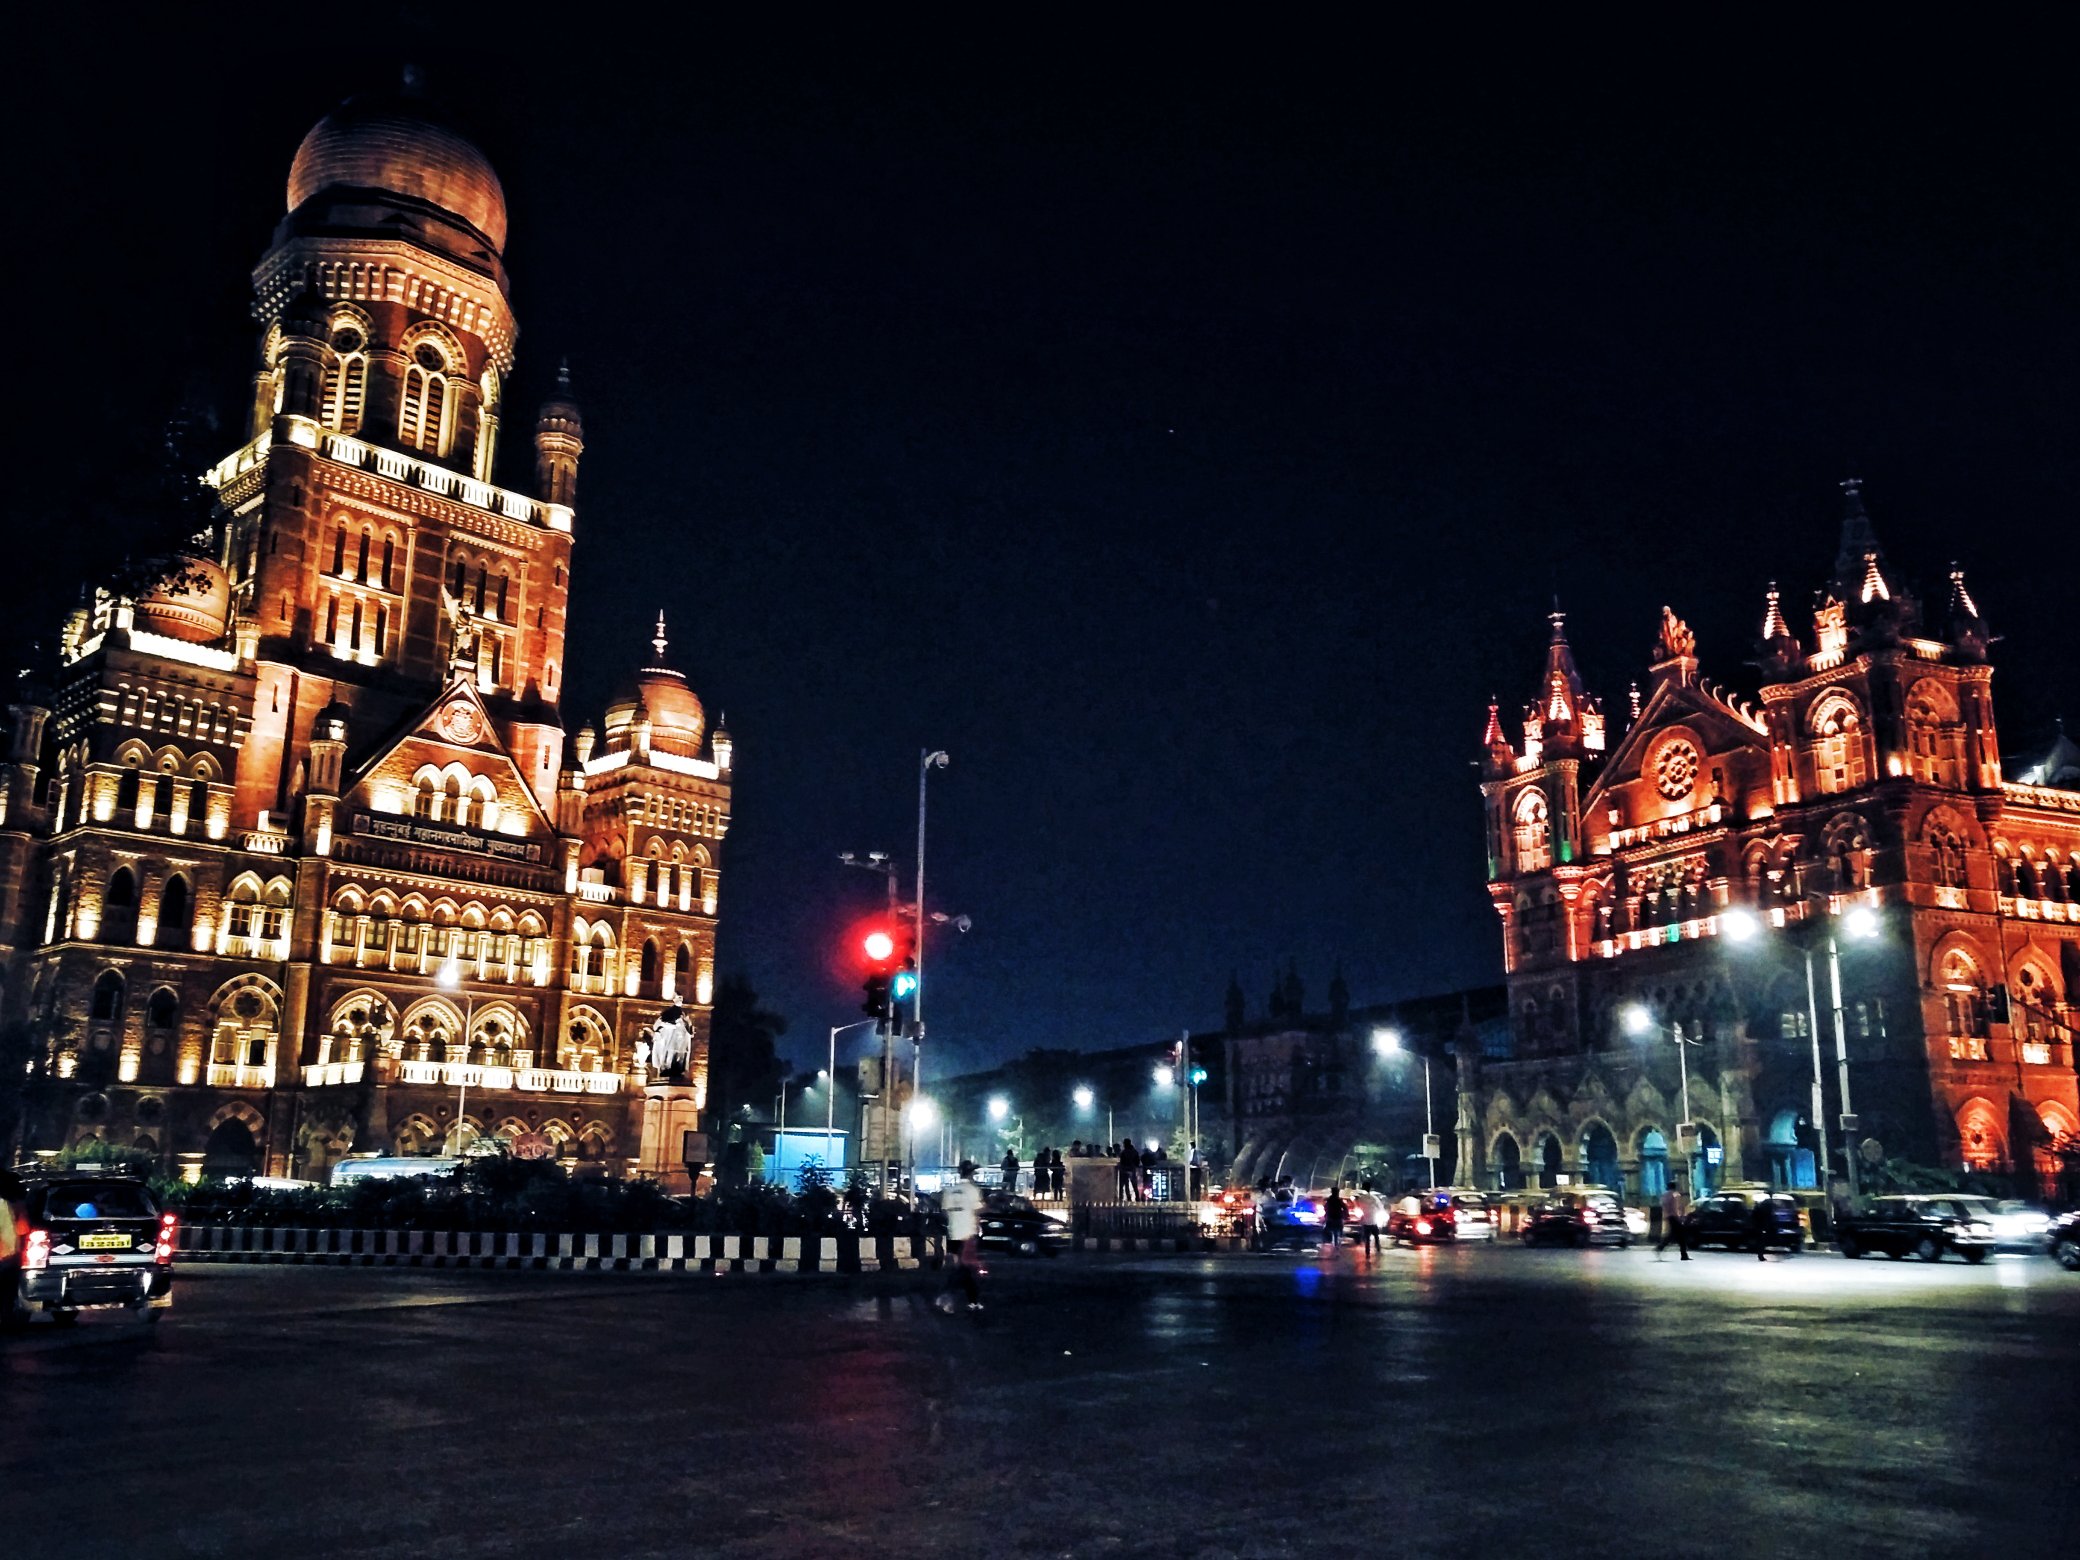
[{"xmin": 79, "ymin": 1232, "xmax": 131, "ymax": 1251}]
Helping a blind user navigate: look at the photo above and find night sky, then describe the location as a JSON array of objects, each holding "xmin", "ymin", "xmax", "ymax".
[{"xmin": 11, "ymin": 12, "xmax": 2075, "ymax": 1078}]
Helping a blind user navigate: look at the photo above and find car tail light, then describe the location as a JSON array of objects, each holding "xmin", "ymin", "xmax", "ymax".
[
  {"xmin": 155, "ymin": 1212, "xmax": 178, "ymax": 1264},
  {"xmin": 1415, "ymin": 1217, "xmax": 1432, "ymax": 1236},
  {"xmin": 24, "ymin": 1227, "xmax": 51, "ymax": 1272}
]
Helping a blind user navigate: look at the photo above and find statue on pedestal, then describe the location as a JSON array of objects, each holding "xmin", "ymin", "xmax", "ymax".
[{"xmin": 649, "ymin": 1004, "xmax": 693, "ymax": 1082}]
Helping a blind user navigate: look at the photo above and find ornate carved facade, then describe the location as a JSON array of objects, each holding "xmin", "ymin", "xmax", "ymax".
[
  {"xmin": 1470, "ymin": 483, "xmax": 2079, "ymax": 1198},
  {"xmin": 0, "ymin": 91, "xmax": 733, "ymax": 1178}
]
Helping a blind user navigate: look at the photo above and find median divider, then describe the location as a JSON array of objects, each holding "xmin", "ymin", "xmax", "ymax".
[{"xmin": 177, "ymin": 1225, "xmax": 927, "ymax": 1275}]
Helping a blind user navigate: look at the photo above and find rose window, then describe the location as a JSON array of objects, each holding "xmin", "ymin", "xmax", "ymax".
[{"xmin": 1654, "ymin": 740, "xmax": 1699, "ymax": 800}]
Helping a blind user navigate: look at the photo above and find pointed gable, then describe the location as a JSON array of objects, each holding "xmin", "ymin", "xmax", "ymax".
[{"xmin": 339, "ymin": 676, "xmax": 558, "ymax": 858}]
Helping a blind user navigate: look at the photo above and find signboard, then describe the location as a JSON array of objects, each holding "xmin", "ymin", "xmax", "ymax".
[
  {"xmin": 1422, "ymin": 1133, "xmax": 1442, "ymax": 1158},
  {"xmin": 511, "ymin": 1133, "xmax": 554, "ymax": 1162},
  {"xmin": 352, "ymin": 811, "xmax": 545, "ymax": 863}
]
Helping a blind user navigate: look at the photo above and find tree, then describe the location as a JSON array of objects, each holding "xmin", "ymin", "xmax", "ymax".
[{"xmin": 705, "ymin": 973, "xmax": 787, "ymax": 1125}]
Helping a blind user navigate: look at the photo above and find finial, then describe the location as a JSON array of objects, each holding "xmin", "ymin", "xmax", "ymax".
[
  {"xmin": 556, "ymin": 357, "xmax": 572, "ymax": 392},
  {"xmin": 1840, "ymin": 476, "xmax": 1864, "ymax": 509},
  {"xmin": 652, "ymin": 611, "xmax": 668, "ymax": 662},
  {"xmin": 1628, "ymin": 680, "xmax": 1643, "ymax": 722},
  {"xmin": 1548, "ymin": 605, "xmax": 1567, "ymax": 642},
  {"xmin": 401, "ymin": 63, "xmax": 426, "ymax": 95}
]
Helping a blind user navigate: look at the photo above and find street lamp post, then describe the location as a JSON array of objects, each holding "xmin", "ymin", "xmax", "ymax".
[
  {"xmin": 1372, "ymin": 1028, "xmax": 1438, "ymax": 1187},
  {"xmin": 908, "ymin": 749, "xmax": 949, "ymax": 1195},
  {"xmin": 1622, "ymin": 1005, "xmax": 1705, "ymax": 1192},
  {"xmin": 436, "ymin": 956, "xmax": 477, "ymax": 1155},
  {"xmin": 827, "ymin": 1018, "xmax": 879, "ymax": 1175},
  {"xmin": 1724, "ymin": 900, "xmax": 1878, "ymax": 1202}
]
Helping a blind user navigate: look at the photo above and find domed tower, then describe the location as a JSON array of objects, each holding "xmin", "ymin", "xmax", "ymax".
[{"xmin": 250, "ymin": 84, "xmax": 515, "ymax": 477}]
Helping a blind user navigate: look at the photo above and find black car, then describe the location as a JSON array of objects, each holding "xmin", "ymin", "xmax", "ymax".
[
  {"xmin": 1680, "ymin": 1189, "xmax": 1804, "ymax": 1254},
  {"xmin": 1836, "ymin": 1195, "xmax": 1994, "ymax": 1263},
  {"xmin": 977, "ymin": 1193, "xmax": 1070, "ymax": 1256},
  {"xmin": 2044, "ymin": 1210, "xmax": 2079, "ymax": 1271},
  {"xmin": 1522, "ymin": 1191, "xmax": 1631, "ymax": 1248},
  {"xmin": 7, "ymin": 1166, "xmax": 177, "ymax": 1326}
]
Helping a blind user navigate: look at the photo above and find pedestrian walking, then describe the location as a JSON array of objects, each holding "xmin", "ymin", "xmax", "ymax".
[
  {"xmin": 1324, "ymin": 1185, "xmax": 1347, "ymax": 1249},
  {"xmin": 1357, "ymin": 1182, "xmax": 1383, "ymax": 1255},
  {"xmin": 1049, "ymin": 1149, "xmax": 1065, "ymax": 1199},
  {"xmin": 936, "ymin": 1160, "xmax": 985, "ymax": 1312},
  {"xmin": 1119, "ymin": 1139, "xmax": 1141, "ymax": 1202},
  {"xmin": 1656, "ymin": 1185, "xmax": 1690, "ymax": 1260},
  {"xmin": 1750, "ymin": 1194, "xmax": 1776, "ymax": 1261}
]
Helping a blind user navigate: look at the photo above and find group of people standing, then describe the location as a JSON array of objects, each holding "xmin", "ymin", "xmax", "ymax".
[{"xmin": 1000, "ymin": 1147, "xmax": 1066, "ymax": 1199}]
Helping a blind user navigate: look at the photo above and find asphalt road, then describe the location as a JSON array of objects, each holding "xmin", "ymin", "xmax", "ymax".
[{"xmin": 4, "ymin": 1242, "xmax": 2075, "ymax": 1560}]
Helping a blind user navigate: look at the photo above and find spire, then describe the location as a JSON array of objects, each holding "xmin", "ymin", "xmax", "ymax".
[
  {"xmin": 1541, "ymin": 608, "xmax": 1583, "ymax": 724},
  {"xmin": 556, "ymin": 357, "xmax": 572, "ymax": 393},
  {"xmin": 1760, "ymin": 580, "xmax": 1789, "ymax": 642},
  {"xmin": 1481, "ymin": 698, "xmax": 1506, "ymax": 749},
  {"xmin": 1946, "ymin": 563, "xmax": 1981, "ymax": 623},
  {"xmin": 1832, "ymin": 477, "xmax": 1890, "ymax": 597},
  {"xmin": 651, "ymin": 610, "xmax": 669, "ymax": 664},
  {"xmin": 1628, "ymin": 681, "xmax": 1643, "ymax": 723}
]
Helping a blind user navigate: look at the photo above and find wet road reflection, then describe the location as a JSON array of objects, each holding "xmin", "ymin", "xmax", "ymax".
[{"xmin": 3, "ymin": 1247, "xmax": 2073, "ymax": 1559}]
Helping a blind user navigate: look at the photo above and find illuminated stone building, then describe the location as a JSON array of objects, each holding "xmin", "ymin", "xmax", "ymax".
[
  {"xmin": 1470, "ymin": 484, "xmax": 2079, "ymax": 1200},
  {"xmin": 0, "ymin": 91, "xmax": 733, "ymax": 1178}
]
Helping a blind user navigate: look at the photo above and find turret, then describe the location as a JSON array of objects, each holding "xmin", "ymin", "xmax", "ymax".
[{"xmin": 535, "ymin": 361, "xmax": 584, "ymax": 507}]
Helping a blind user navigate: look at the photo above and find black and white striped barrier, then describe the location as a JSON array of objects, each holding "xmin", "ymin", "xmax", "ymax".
[{"xmin": 177, "ymin": 1226, "xmax": 927, "ymax": 1273}]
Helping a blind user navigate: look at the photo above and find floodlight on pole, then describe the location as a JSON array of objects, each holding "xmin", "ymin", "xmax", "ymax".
[
  {"xmin": 1073, "ymin": 1086, "xmax": 1094, "ymax": 1111},
  {"xmin": 988, "ymin": 1096, "xmax": 1009, "ymax": 1123},
  {"xmin": 1371, "ymin": 1026, "xmax": 1402, "ymax": 1056}
]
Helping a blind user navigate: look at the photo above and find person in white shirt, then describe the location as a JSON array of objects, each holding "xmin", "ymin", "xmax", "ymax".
[{"xmin": 937, "ymin": 1160, "xmax": 985, "ymax": 1312}]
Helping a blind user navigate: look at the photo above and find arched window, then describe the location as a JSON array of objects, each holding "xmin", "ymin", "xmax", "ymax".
[
  {"xmin": 1905, "ymin": 680, "xmax": 1964, "ymax": 788},
  {"xmin": 400, "ymin": 342, "xmax": 451, "ymax": 455},
  {"xmin": 157, "ymin": 875, "xmax": 191, "ymax": 949},
  {"xmin": 92, "ymin": 970, "xmax": 125, "ymax": 1022},
  {"xmin": 413, "ymin": 772, "xmax": 439, "ymax": 819},
  {"xmin": 224, "ymin": 879, "xmax": 260, "ymax": 944},
  {"xmin": 322, "ymin": 326, "xmax": 367, "ymax": 432},
  {"xmin": 147, "ymin": 988, "xmax": 179, "ymax": 1033},
  {"xmin": 1512, "ymin": 789, "xmax": 1551, "ymax": 873},
  {"xmin": 1809, "ymin": 695, "xmax": 1869, "ymax": 796},
  {"xmin": 332, "ymin": 525, "xmax": 348, "ymax": 576},
  {"xmin": 106, "ymin": 867, "xmax": 137, "ymax": 908},
  {"xmin": 380, "ymin": 534, "xmax": 398, "ymax": 591},
  {"xmin": 640, "ymin": 939, "xmax": 660, "ymax": 993},
  {"xmin": 1926, "ymin": 821, "xmax": 1968, "ymax": 888},
  {"xmin": 1939, "ymin": 948, "xmax": 1990, "ymax": 1039},
  {"xmin": 442, "ymin": 774, "xmax": 463, "ymax": 825},
  {"xmin": 356, "ymin": 528, "xmax": 372, "ymax": 582},
  {"xmin": 674, "ymin": 943, "xmax": 691, "ymax": 991}
]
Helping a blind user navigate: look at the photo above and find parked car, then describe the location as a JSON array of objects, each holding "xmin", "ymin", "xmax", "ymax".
[
  {"xmin": 977, "ymin": 1192, "xmax": 1070, "ymax": 1256},
  {"xmin": 1387, "ymin": 1189, "xmax": 1459, "ymax": 1245},
  {"xmin": 2045, "ymin": 1210, "xmax": 2079, "ymax": 1271},
  {"xmin": 1521, "ymin": 1190, "xmax": 1631, "ymax": 1248},
  {"xmin": 1680, "ymin": 1188, "xmax": 1804, "ymax": 1254},
  {"xmin": 7, "ymin": 1165, "xmax": 176, "ymax": 1326},
  {"xmin": 1836, "ymin": 1195, "xmax": 1994, "ymax": 1263}
]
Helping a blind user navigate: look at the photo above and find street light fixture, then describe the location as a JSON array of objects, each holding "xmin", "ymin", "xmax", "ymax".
[{"xmin": 988, "ymin": 1096, "xmax": 1009, "ymax": 1123}]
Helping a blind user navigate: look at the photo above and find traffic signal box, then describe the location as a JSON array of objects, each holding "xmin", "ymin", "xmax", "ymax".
[{"xmin": 857, "ymin": 924, "xmax": 915, "ymax": 1021}]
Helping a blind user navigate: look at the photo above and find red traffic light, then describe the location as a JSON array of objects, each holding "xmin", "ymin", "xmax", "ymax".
[{"xmin": 862, "ymin": 929, "xmax": 896, "ymax": 963}]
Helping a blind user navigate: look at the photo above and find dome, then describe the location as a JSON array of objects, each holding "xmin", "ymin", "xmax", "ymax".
[
  {"xmin": 134, "ymin": 556, "xmax": 230, "ymax": 645},
  {"xmin": 287, "ymin": 93, "xmax": 507, "ymax": 253},
  {"xmin": 604, "ymin": 668, "xmax": 707, "ymax": 759}
]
